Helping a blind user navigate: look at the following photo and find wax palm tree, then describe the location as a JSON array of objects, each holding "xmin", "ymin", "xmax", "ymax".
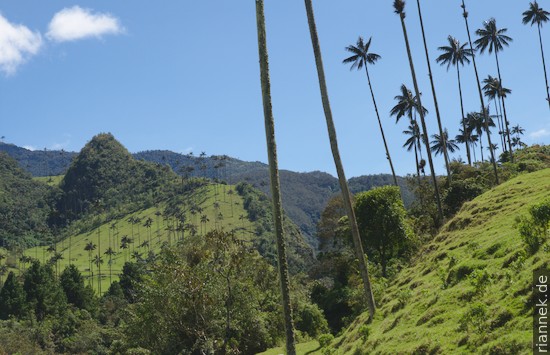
[
  {"xmin": 467, "ymin": 109, "xmax": 496, "ymax": 161},
  {"xmin": 456, "ymin": 127, "xmax": 479, "ymax": 163},
  {"xmin": 104, "ymin": 247, "xmax": 116, "ymax": 283},
  {"xmin": 84, "ymin": 242, "xmax": 96, "ymax": 285},
  {"xmin": 523, "ymin": 1, "xmax": 550, "ymax": 108},
  {"xmin": 482, "ymin": 75, "xmax": 510, "ymax": 152},
  {"xmin": 393, "ymin": 0, "xmax": 443, "ymax": 220},
  {"xmin": 436, "ymin": 35, "xmax": 473, "ymax": 165},
  {"xmin": 390, "ymin": 84, "xmax": 428, "ymax": 124},
  {"xmin": 343, "ymin": 36, "xmax": 398, "ymax": 186},
  {"xmin": 475, "ymin": 18, "xmax": 514, "ymax": 160},
  {"xmin": 460, "ymin": 0, "xmax": 500, "ymax": 182},
  {"xmin": 256, "ymin": 1, "xmax": 297, "ymax": 352},
  {"xmin": 431, "ymin": 129, "xmax": 460, "ymax": 160},
  {"xmin": 414, "ymin": 0, "xmax": 452, "ymax": 181},
  {"xmin": 402, "ymin": 121, "xmax": 422, "ymax": 179},
  {"xmin": 304, "ymin": 0, "xmax": 376, "ymax": 319},
  {"xmin": 93, "ymin": 255, "xmax": 103, "ymax": 294}
]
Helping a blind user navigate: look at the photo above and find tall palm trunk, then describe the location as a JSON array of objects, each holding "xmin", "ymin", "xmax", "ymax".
[
  {"xmin": 415, "ymin": 0, "xmax": 451, "ymax": 182},
  {"xmin": 397, "ymin": 8, "xmax": 444, "ymax": 221},
  {"xmin": 255, "ymin": 2, "xmax": 296, "ymax": 353},
  {"xmin": 493, "ymin": 50, "xmax": 514, "ymax": 159},
  {"xmin": 537, "ymin": 23, "xmax": 550, "ymax": 109},
  {"xmin": 304, "ymin": 0, "xmax": 376, "ymax": 319},
  {"xmin": 461, "ymin": 0, "xmax": 500, "ymax": 183},
  {"xmin": 493, "ymin": 96, "xmax": 508, "ymax": 152},
  {"xmin": 364, "ymin": 65, "xmax": 398, "ymax": 186},
  {"xmin": 456, "ymin": 65, "xmax": 472, "ymax": 165}
]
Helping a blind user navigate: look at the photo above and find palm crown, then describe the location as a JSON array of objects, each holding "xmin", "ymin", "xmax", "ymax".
[
  {"xmin": 474, "ymin": 18, "xmax": 512, "ymax": 54},
  {"xmin": 343, "ymin": 37, "xmax": 381, "ymax": 71},
  {"xmin": 390, "ymin": 84, "xmax": 428, "ymax": 123},
  {"xmin": 482, "ymin": 75, "xmax": 511, "ymax": 99},
  {"xmin": 393, "ymin": 0, "xmax": 405, "ymax": 16},
  {"xmin": 436, "ymin": 36, "xmax": 473, "ymax": 69},
  {"xmin": 522, "ymin": 1, "xmax": 550, "ymax": 26}
]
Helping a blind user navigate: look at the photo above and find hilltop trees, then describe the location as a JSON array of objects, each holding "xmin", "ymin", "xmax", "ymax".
[
  {"xmin": 522, "ymin": 1, "xmax": 550, "ymax": 109},
  {"xmin": 355, "ymin": 186, "xmax": 414, "ymax": 277},
  {"xmin": 343, "ymin": 36, "xmax": 398, "ymax": 186}
]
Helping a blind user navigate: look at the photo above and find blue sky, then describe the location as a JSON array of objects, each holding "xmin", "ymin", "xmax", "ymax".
[{"xmin": 1, "ymin": 1, "xmax": 549, "ymax": 178}]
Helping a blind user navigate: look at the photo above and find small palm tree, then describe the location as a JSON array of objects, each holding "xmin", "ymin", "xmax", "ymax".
[
  {"xmin": 523, "ymin": 1, "xmax": 550, "ymax": 108},
  {"xmin": 402, "ymin": 121, "xmax": 422, "ymax": 179},
  {"xmin": 430, "ymin": 129, "xmax": 460, "ymax": 160},
  {"xmin": 436, "ymin": 35, "xmax": 473, "ymax": 165},
  {"xmin": 390, "ymin": 84, "xmax": 428, "ymax": 124},
  {"xmin": 475, "ymin": 18, "xmax": 514, "ymax": 161},
  {"xmin": 343, "ymin": 36, "xmax": 398, "ymax": 186},
  {"xmin": 482, "ymin": 75, "xmax": 510, "ymax": 152},
  {"xmin": 456, "ymin": 128, "xmax": 479, "ymax": 163}
]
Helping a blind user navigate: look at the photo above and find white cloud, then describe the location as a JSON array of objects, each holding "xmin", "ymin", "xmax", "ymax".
[
  {"xmin": 23, "ymin": 145, "xmax": 36, "ymax": 151},
  {"xmin": 47, "ymin": 6, "xmax": 123, "ymax": 42},
  {"xmin": 529, "ymin": 128, "xmax": 550, "ymax": 139},
  {"xmin": 0, "ymin": 14, "xmax": 42, "ymax": 75}
]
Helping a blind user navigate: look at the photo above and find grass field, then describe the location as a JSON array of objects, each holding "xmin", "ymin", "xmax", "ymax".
[
  {"xmin": 329, "ymin": 168, "xmax": 550, "ymax": 354},
  {"xmin": 33, "ymin": 175, "xmax": 64, "ymax": 186},
  {"xmin": 20, "ymin": 183, "xmax": 254, "ymax": 295}
]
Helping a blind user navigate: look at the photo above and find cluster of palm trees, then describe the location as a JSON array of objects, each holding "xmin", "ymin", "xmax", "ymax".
[{"xmin": 255, "ymin": 1, "xmax": 547, "ymax": 353}]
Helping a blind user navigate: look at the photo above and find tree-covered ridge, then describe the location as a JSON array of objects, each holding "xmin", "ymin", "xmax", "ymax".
[
  {"xmin": 56, "ymin": 133, "xmax": 176, "ymax": 222},
  {"xmin": 0, "ymin": 153, "xmax": 56, "ymax": 249}
]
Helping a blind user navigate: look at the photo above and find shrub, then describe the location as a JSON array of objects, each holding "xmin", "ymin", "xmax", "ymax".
[
  {"xmin": 318, "ymin": 333, "xmax": 334, "ymax": 348},
  {"xmin": 444, "ymin": 179, "xmax": 485, "ymax": 215},
  {"xmin": 468, "ymin": 269, "xmax": 491, "ymax": 295}
]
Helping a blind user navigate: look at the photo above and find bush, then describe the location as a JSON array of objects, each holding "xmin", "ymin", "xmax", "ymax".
[
  {"xmin": 294, "ymin": 302, "xmax": 329, "ymax": 338},
  {"xmin": 318, "ymin": 333, "xmax": 334, "ymax": 348},
  {"xmin": 444, "ymin": 179, "xmax": 485, "ymax": 215}
]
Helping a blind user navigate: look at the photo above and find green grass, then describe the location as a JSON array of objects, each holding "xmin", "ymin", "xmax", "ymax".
[
  {"xmin": 256, "ymin": 340, "xmax": 320, "ymax": 355},
  {"xmin": 325, "ymin": 168, "xmax": 550, "ymax": 354},
  {"xmin": 21, "ymin": 183, "xmax": 255, "ymax": 295},
  {"xmin": 33, "ymin": 175, "xmax": 64, "ymax": 186}
]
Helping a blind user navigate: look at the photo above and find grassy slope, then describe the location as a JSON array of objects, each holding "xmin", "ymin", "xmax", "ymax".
[
  {"xmin": 334, "ymin": 168, "xmax": 550, "ymax": 354},
  {"xmin": 23, "ymin": 183, "xmax": 254, "ymax": 294},
  {"xmin": 33, "ymin": 175, "xmax": 63, "ymax": 186},
  {"xmin": 266, "ymin": 168, "xmax": 550, "ymax": 354}
]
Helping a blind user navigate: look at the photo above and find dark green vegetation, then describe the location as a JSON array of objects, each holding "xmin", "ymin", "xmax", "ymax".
[{"xmin": 0, "ymin": 141, "xmax": 413, "ymax": 247}]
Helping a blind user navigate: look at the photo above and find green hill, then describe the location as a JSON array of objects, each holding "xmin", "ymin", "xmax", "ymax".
[
  {"xmin": 13, "ymin": 134, "xmax": 314, "ymax": 293},
  {"xmin": 314, "ymin": 168, "xmax": 550, "ymax": 354}
]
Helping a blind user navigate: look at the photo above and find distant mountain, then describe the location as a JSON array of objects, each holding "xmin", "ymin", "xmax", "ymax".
[{"xmin": 1, "ymin": 141, "xmax": 413, "ymax": 247}]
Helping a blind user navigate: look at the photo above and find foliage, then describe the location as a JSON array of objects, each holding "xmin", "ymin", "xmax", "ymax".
[
  {"xmin": 318, "ymin": 333, "xmax": 334, "ymax": 348},
  {"xmin": 124, "ymin": 230, "xmax": 285, "ymax": 354},
  {"xmin": 0, "ymin": 272, "xmax": 27, "ymax": 319},
  {"xmin": 516, "ymin": 198, "xmax": 550, "ymax": 254},
  {"xmin": 60, "ymin": 265, "xmax": 96, "ymax": 312},
  {"xmin": 354, "ymin": 186, "xmax": 415, "ymax": 276},
  {"xmin": 0, "ymin": 153, "xmax": 56, "ymax": 248},
  {"xmin": 23, "ymin": 261, "xmax": 67, "ymax": 321}
]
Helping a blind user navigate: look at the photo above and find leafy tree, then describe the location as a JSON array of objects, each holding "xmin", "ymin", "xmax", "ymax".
[
  {"xmin": 522, "ymin": 1, "xmax": 550, "ymax": 109},
  {"xmin": 355, "ymin": 186, "xmax": 414, "ymax": 277},
  {"xmin": 0, "ymin": 272, "xmax": 27, "ymax": 319},
  {"xmin": 119, "ymin": 261, "xmax": 146, "ymax": 303},
  {"xmin": 343, "ymin": 36, "xmax": 398, "ymax": 186},
  {"xmin": 255, "ymin": 2, "xmax": 297, "ymax": 352},
  {"xmin": 23, "ymin": 261, "xmax": 67, "ymax": 321},
  {"xmin": 60, "ymin": 265, "xmax": 95, "ymax": 312},
  {"xmin": 393, "ymin": 0, "xmax": 443, "ymax": 221},
  {"xmin": 436, "ymin": 35, "xmax": 473, "ymax": 165},
  {"xmin": 125, "ymin": 231, "xmax": 285, "ymax": 354},
  {"xmin": 304, "ymin": 0, "xmax": 376, "ymax": 319}
]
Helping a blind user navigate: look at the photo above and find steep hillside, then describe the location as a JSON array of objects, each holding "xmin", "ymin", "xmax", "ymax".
[
  {"xmin": 324, "ymin": 168, "xmax": 550, "ymax": 354},
  {"xmin": 0, "ymin": 153, "xmax": 56, "ymax": 248},
  {"xmin": 1, "ymin": 141, "xmax": 412, "ymax": 246}
]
